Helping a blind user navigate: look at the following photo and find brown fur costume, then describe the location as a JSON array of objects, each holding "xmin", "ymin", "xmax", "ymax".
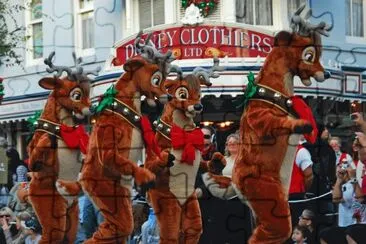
[
  {"xmin": 80, "ymin": 32, "xmax": 174, "ymax": 244},
  {"xmin": 145, "ymin": 60, "xmax": 225, "ymax": 244},
  {"xmin": 203, "ymin": 5, "xmax": 332, "ymax": 244},
  {"xmin": 232, "ymin": 7, "xmax": 331, "ymax": 244},
  {"xmin": 27, "ymin": 52, "xmax": 98, "ymax": 243}
]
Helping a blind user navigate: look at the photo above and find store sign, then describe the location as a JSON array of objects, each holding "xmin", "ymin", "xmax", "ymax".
[{"xmin": 112, "ymin": 24, "xmax": 274, "ymax": 66}]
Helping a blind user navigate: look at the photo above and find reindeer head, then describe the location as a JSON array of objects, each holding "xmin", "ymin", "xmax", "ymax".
[
  {"xmin": 122, "ymin": 31, "xmax": 175, "ymax": 106},
  {"xmin": 269, "ymin": 5, "xmax": 332, "ymax": 88},
  {"xmin": 40, "ymin": 52, "xmax": 100, "ymax": 121},
  {"xmin": 163, "ymin": 58, "xmax": 224, "ymax": 118}
]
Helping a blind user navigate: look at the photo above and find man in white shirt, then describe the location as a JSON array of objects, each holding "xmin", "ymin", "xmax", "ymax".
[
  {"xmin": 329, "ymin": 137, "xmax": 355, "ymax": 168},
  {"xmin": 289, "ymin": 136, "xmax": 314, "ymax": 229}
]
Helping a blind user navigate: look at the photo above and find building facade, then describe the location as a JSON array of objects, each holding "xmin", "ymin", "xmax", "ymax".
[{"xmin": 1, "ymin": 0, "xmax": 366, "ymax": 158}]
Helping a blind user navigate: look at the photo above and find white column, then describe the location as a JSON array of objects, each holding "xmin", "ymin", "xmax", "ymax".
[
  {"xmin": 221, "ymin": 0, "xmax": 236, "ymax": 23},
  {"xmin": 165, "ymin": 0, "xmax": 177, "ymax": 24}
]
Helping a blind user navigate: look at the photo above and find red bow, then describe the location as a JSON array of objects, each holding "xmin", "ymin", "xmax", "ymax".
[
  {"xmin": 60, "ymin": 125, "xmax": 89, "ymax": 154},
  {"xmin": 140, "ymin": 116, "xmax": 161, "ymax": 157},
  {"xmin": 291, "ymin": 96, "xmax": 318, "ymax": 144},
  {"xmin": 171, "ymin": 125, "xmax": 204, "ymax": 165}
]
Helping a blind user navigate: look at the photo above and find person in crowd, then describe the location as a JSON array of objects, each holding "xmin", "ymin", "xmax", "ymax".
[
  {"xmin": 298, "ymin": 209, "xmax": 315, "ymax": 233},
  {"xmin": 198, "ymin": 131, "xmax": 252, "ymax": 243},
  {"xmin": 3, "ymin": 211, "xmax": 32, "ymax": 244},
  {"xmin": 141, "ymin": 208, "xmax": 159, "ymax": 244},
  {"xmin": 82, "ymin": 194, "xmax": 104, "ymax": 240},
  {"xmin": 223, "ymin": 133, "xmax": 239, "ymax": 177},
  {"xmin": 0, "ymin": 138, "xmax": 9, "ymax": 209},
  {"xmin": 75, "ymin": 195, "xmax": 87, "ymax": 244},
  {"xmin": 6, "ymin": 148, "xmax": 28, "ymax": 190},
  {"xmin": 24, "ymin": 217, "xmax": 42, "ymax": 244},
  {"xmin": 319, "ymin": 160, "xmax": 364, "ymax": 244},
  {"xmin": 289, "ymin": 136, "xmax": 314, "ymax": 228},
  {"xmin": 0, "ymin": 207, "xmax": 20, "ymax": 244},
  {"xmin": 303, "ymin": 122, "xmax": 336, "ymax": 235},
  {"xmin": 297, "ymin": 209, "xmax": 316, "ymax": 244},
  {"xmin": 291, "ymin": 225, "xmax": 312, "ymax": 244},
  {"xmin": 329, "ymin": 137, "xmax": 354, "ymax": 168},
  {"xmin": 333, "ymin": 163, "xmax": 363, "ymax": 227}
]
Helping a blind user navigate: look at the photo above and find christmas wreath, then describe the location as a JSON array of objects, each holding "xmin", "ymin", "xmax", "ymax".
[{"xmin": 182, "ymin": 0, "xmax": 219, "ymax": 17}]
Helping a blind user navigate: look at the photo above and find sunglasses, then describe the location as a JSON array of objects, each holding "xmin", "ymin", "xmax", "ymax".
[
  {"xmin": 299, "ymin": 216, "xmax": 310, "ymax": 220},
  {"xmin": 203, "ymin": 134, "xmax": 211, "ymax": 139},
  {"xmin": 0, "ymin": 215, "xmax": 10, "ymax": 218}
]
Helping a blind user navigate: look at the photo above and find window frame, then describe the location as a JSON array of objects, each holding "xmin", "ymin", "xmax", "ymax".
[
  {"xmin": 236, "ymin": 0, "xmax": 282, "ymax": 30},
  {"xmin": 74, "ymin": 0, "xmax": 95, "ymax": 57},
  {"xmin": 25, "ymin": 0, "xmax": 43, "ymax": 66},
  {"xmin": 122, "ymin": 0, "xmax": 176, "ymax": 38},
  {"xmin": 345, "ymin": 0, "xmax": 366, "ymax": 44}
]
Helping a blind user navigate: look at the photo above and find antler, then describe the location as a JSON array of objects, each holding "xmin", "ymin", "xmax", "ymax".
[
  {"xmin": 44, "ymin": 52, "xmax": 100, "ymax": 81},
  {"xmin": 167, "ymin": 64, "xmax": 183, "ymax": 80},
  {"xmin": 44, "ymin": 52, "xmax": 72, "ymax": 78},
  {"xmin": 290, "ymin": 4, "xmax": 333, "ymax": 37},
  {"xmin": 134, "ymin": 31, "xmax": 176, "ymax": 76},
  {"xmin": 192, "ymin": 57, "xmax": 224, "ymax": 86}
]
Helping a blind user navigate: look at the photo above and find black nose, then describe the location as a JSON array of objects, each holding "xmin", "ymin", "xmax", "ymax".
[
  {"xmin": 324, "ymin": 71, "xmax": 331, "ymax": 79},
  {"xmin": 194, "ymin": 104, "xmax": 203, "ymax": 111},
  {"xmin": 167, "ymin": 94, "xmax": 173, "ymax": 101}
]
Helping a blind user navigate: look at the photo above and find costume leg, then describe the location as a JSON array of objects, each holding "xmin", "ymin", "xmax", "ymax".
[
  {"xmin": 181, "ymin": 194, "xmax": 202, "ymax": 244},
  {"xmin": 148, "ymin": 189, "xmax": 181, "ymax": 244},
  {"xmin": 28, "ymin": 176, "xmax": 68, "ymax": 244},
  {"xmin": 65, "ymin": 200, "xmax": 79, "ymax": 244},
  {"xmin": 81, "ymin": 179, "xmax": 132, "ymax": 244},
  {"xmin": 236, "ymin": 176, "xmax": 291, "ymax": 244}
]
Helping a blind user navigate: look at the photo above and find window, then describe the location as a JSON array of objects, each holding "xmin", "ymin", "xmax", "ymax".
[
  {"xmin": 76, "ymin": 0, "xmax": 95, "ymax": 54},
  {"xmin": 236, "ymin": 0, "xmax": 273, "ymax": 25},
  {"xmin": 26, "ymin": 0, "xmax": 43, "ymax": 61},
  {"xmin": 346, "ymin": 0, "xmax": 364, "ymax": 37},
  {"xmin": 138, "ymin": 0, "xmax": 165, "ymax": 29},
  {"xmin": 287, "ymin": 0, "xmax": 307, "ymax": 21}
]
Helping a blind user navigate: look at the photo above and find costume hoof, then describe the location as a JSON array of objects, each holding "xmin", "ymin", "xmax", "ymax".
[
  {"xmin": 140, "ymin": 181, "xmax": 155, "ymax": 192},
  {"xmin": 294, "ymin": 124, "xmax": 312, "ymax": 134},
  {"xmin": 30, "ymin": 161, "xmax": 43, "ymax": 171},
  {"xmin": 167, "ymin": 153, "xmax": 175, "ymax": 167}
]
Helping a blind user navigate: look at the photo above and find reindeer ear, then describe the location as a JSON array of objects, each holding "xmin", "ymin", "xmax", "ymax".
[
  {"xmin": 274, "ymin": 31, "xmax": 292, "ymax": 47},
  {"xmin": 123, "ymin": 59, "xmax": 145, "ymax": 72},
  {"xmin": 39, "ymin": 77, "xmax": 57, "ymax": 90}
]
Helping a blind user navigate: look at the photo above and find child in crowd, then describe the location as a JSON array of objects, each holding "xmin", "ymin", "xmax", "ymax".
[
  {"xmin": 24, "ymin": 217, "xmax": 41, "ymax": 244},
  {"xmin": 292, "ymin": 225, "xmax": 311, "ymax": 244}
]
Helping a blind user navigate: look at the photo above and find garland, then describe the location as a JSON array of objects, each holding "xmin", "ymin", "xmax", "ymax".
[{"xmin": 181, "ymin": 0, "xmax": 219, "ymax": 17}]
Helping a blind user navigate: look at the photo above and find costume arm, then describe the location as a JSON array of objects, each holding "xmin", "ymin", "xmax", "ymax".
[
  {"xmin": 28, "ymin": 134, "xmax": 55, "ymax": 171},
  {"xmin": 96, "ymin": 126, "xmax": 155, "ymax": 185},
  {"xmin": 246, "ymin": 106, "xmax": 312, "ymax": 139}
]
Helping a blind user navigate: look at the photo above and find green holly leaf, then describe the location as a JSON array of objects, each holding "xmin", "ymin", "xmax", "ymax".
[
  {"xmin": 95, "ymin": 85, "xmax": 118, "ymax": 113},
  {"xmin": 233, "ymin": 71, "xmax": 258, "ymax": 109},
  {"xmin": 26, "ymin": 110, "xmax": 43, "ymax": 133}
]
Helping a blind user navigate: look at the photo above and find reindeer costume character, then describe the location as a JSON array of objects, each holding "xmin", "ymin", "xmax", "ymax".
[
  {"xmin": 80, "ymin": 32, "xmax": 174, "ymax": 244},
  {"xmin": 203, "ymin": 6, "xmax": 332, "ymax": 244},
  {"xmin": 27, "ymin": 52, "xmax": 100, "ymax": 243},
  {"xmin": 144, "ymin": 58, "xmax": 225, "ymax": 244}
]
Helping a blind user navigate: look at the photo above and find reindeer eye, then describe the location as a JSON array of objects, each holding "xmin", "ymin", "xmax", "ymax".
[
  {"xmin": 175, "ymin": 87, "xmax": 189, "ymax": 101},
  {"xmin": 151, "ymin": 71, "xmax": 163, "ymax": 87},
  {"xmin": 70, "ymin": 88, "xmax": 82, "ymax": 102},
  {"xmin": 302, "ymin": 46, "xmax": 316, "ymax": 64}
]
